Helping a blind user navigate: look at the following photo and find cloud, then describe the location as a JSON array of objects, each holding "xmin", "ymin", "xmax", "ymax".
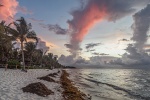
[
  {"xmin": 0, "ymin": 0, "xmax": 18, "ymax": 22},
  {"xmin": 110, "ymin": 4, "xmax": 150, "ymax": 66},
  {"xmin": 122, "ymin": 44, "xmax": 150, "ymax": 65},
  {"xmin": 131, "ymin": 4, "xmax": 150, "ymax": 51},
  {"xmin": 40, "ymin": 23, "xmax": 68, "ymax": 35},
  {"xmin": 58, "ymin": 54, "xmax": 118, "ymax": 67},
  {"xmin": 59, "ymin": 2, "xmax": 150, "ymax": 67},
  {"xmin": 58, "ymin": 55, "xmax": 75, "ymax": 66},
  {"xmin": 119, "ymin": 38, "xmax": 129, "ymax": 42},
  {"xmin": 85, "ymin": 43, "xmax": 101, "ymax": 50},
  {"xmin": 109, "ymin": 58, "xmax": 124, "ymax": 65},
  {"xmin": 0, "ymin": 0, "xmax": 32, "ymax": 23},
  {"xmin": 36, "ymin": 38, "xmax": 49, "ymax": 54},
  {"xmin": 64, "ymin": 44, "xmax": 73, "ymax": 49},
  {"xmin": 66, "ymin": 0, "xmax": 150, "ymax": 56},
  {"xmin": 92, "ymin": 52, "xmax": 109, "ymax": 56},
  {"xmin": 64, "ymin": 43, "xmax": 82, "ymax": 54},
  {"xmin": 145, "ymin": 49, "xmax": 150, "ymax": 52},
  {"xmin": 29, "ymin": 18, "xmax": 44, "ymax": 22},
  {"xmin": 14, "ymin": 38, "xmax": 51, "ymax": 55},
  {"xmin": 74, "ymin": 57, "xmax": 89, "ymax": 65},
  {"xmin": 86, "ymin": 49, "xmax": 95, "ymax": 52},
  {"xmin": 17, "ymin": 6, "xmax": 32, "ymax": 15},
  {"xmin": 112, "ymin": 44, "xmax": 150, "ymax": 66},
  {"xmin": 117, "ymin": 38, "xmax": 130, "ymax": 45},
  {"xmin": 144, "ymin": 44, "xmax": 150, "ymax": 49}
]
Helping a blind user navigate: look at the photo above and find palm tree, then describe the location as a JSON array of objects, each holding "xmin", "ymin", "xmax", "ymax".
[
  {"xmin": 53, "ymin": 55, "xmax": 58, "ymax": 69},
  {"xmin": 32, "ymin": 49, "xmax": 43, "ymax": 66},
  {"xmin": 0, "ymin": 21, "xmax": 15, "ymax": 62},
  {"xmin": 47, "ymin": 53, "xmax": 53, "ymax": 68},
  {"xmin": 24, "ymin": 42, "xmax": 36, "ymax": 66},
  {"xmin": 7, "ymin": 17, "xmax": 38, "ymax": 70}
]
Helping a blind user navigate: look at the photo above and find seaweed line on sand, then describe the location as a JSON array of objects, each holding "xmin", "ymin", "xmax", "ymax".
[{"xmin": 60, "ymin": 70, "xmax": 91, "ymax": 100}]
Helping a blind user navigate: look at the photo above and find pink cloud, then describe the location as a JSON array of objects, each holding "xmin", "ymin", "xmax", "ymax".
[{"xmin": 0, "ymin": 0, "xmax": 18, "ymax": 22}]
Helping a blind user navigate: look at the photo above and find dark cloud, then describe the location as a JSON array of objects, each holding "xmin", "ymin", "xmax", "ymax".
[
  {"xmin": 64, "ymin": 43, "xmax": 82, "ymax": 53},
  {"xmin": 112, "ymin": 44, "xmax": 150, "ymax": 66},
  {"xmin": 124, "ymin": 44, "xmax": 150, "ymax": 65},
  {"xmin": 111, "ymin": 4, "xmax": 150, "ymax": 66},
  {"xmin": 74, "ymin": 57, "xmax": 89, "ymax": 65},
  {"xmin": 117, "ymin": 38, "xmax": 130, "ymax": 45},
  {"xmin": 86, "ymin": 49, "xmax": 95, "ymax": 52},
  {"xmin": 58, "ymin": 55, "xmax": 75, "ymax": 66},
  {"xmin": 99, "ymin": 53, "xmax": 109, "ymax": 56},
  {"xmin": 92, "ymin": 52, "xmax": 100, "ymax": 56},
  {"xmin": 145, "ymin": 49, "xmax": 150, "ymax": 52},
  {"xmin": 131, "ymin": 4, "xmax": 150, "ymax": 51},
  {"xmin": 92, "ymin": 52, "xmax": 109, "ymax": 56},
  {"xmin": 85, "ymin": 43, "xmax": 101, "ymax": 50},
  {"xmin": 119, "ymin": 38, "xmax": 129, "ymax": 42},
  {"xmin": 109, "ymin": 58, "xmax": 124, "ymax": 65},
  {"xmin": 64, "ymin": 44, "xmax": 73, "ymax": 49},
  {"xmin": 58, "ymin": 54, "xmax": 118, "ymax": 67},
  {"xmin": 40, "ymin": 23, "xmax": 68, "ymax": 35}
]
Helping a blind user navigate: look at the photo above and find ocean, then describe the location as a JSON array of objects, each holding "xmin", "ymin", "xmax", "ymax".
[{"xmin": 66, "ymin": 68, "xmax": 150, "ymax": 100}]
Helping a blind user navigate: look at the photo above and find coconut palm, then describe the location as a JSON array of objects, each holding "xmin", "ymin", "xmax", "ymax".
[
  {"xmin": 24, "ymin": 42, "xmax": 36, "ymax": 66},
  {"xmin": 53, "ymin": 55, "xmax": 58, "ymax": 69},
  {"xmin": 7, "ymin": 17, "xmax": 38, "ymax": 70},
  {"xmin": 32, "ymin": 49, "xmax": 43, "ymax": 66},
  {"xmin": 0, "ymin": 21, "xmax": 15, "ymax": 62},
  {"xmin": 0, "ymin": 21, "xmax": 6, "ymax": 61}
]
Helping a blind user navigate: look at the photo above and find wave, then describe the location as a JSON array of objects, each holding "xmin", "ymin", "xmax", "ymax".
[
  {"xmin": 83, "ymin": 77, "xmax": 150, "ymax": 100},
  {"xmin": 79, "ymin": 82, "xmax": 93, "ymax": 88}
]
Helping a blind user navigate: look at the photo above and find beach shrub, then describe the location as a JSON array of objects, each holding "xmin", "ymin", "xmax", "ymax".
[{"xmin": 7, "ymin": 59, "xmax": 20, "ymax": 69}]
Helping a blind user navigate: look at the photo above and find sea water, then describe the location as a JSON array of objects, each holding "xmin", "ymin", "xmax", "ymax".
[{"xmin": 66, "ymin": 68, "xmax": 150, "ymax": 100}]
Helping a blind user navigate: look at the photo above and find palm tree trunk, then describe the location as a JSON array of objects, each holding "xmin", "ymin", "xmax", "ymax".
[
  {"xmin": 21, "ymin": 42, "xmax": 25, "ymax": 70},
  {"xmin": 30, "ymin": 55, "xmax": 32, "ymax": 67}
]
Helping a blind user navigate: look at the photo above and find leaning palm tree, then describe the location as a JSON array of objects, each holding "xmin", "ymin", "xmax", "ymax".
[{"xmin": 8, "ymin": 17, "xmax": 38, "ymax": 70}]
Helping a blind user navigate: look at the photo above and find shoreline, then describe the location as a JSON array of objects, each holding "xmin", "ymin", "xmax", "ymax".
[
  {"xmin": 60, "ymin": 70, "xmax": 91, "ymax": 100},
  {"xmin": 0, "ymin": 68, "xmax": 90, "ymax": 100}
]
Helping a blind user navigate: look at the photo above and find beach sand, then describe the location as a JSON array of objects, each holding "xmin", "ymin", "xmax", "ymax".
[
  {"xmin": 0, "ymin": 69, "xmax": 89, "ymax": 100},
  {"xmin": 0, "ymin": 69, "xmax": 62, "ymax": 100}
]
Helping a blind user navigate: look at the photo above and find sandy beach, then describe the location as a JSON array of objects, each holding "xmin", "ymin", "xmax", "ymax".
[
  {"xmin": 0, "ymin": 69, "xmax": 89, "ymax": 100},
  {"xmin": 0, "ymin": 69, "xmax": 63, "ymax": 100}
]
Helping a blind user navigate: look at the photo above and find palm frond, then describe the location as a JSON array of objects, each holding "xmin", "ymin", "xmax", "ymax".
[{"xmin": 26, "ymin": 31, "xmax": 38, "ymax": 44}]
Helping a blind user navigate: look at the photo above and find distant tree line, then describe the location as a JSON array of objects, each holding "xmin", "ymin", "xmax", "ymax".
[{"xmin": 0, "ymin": 17, "xmax": 64, "ymax": 69}]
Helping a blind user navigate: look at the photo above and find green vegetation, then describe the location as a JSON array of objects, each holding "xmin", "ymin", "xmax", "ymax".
[
  {"xmin": 7, "ymin": 59, "xmax": 20, "ymax": 69},
  {"xmin": 0, "ymin": 17, "xmax": 64, "ymax": 69}
]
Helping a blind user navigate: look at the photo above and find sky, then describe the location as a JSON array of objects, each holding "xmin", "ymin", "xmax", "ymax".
[{"xmin": 1, "ymin": 0, "xmax": 150, "ymax": 67}]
